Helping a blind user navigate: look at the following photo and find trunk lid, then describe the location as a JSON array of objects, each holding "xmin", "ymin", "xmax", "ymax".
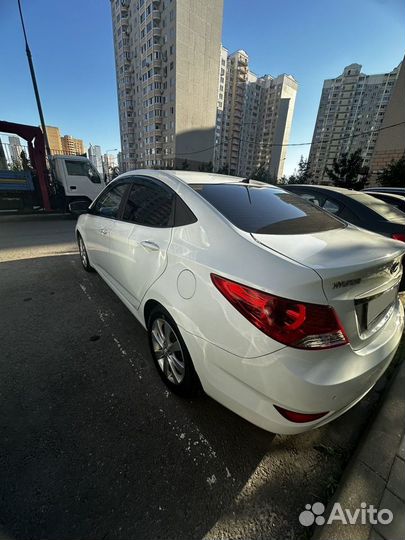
[{"xmin": 252, "ymin": 226, "xmax": 404, "ymax": 350}]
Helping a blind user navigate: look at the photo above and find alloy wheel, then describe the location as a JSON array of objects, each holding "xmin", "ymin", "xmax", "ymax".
[
  {"xmin": 79, "ymin": 237, "xmax": 88, "ymax": 268},
  {"xmin": 150, "ymin": 318, "xmax": 185, "ymax": 384}
]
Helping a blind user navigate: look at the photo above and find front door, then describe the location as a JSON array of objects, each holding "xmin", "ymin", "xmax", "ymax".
[
  {"xmin": 85, "ymin": 182, "xmax": 128, "ymax": 271},
  {"xmin": 63, "ymin": 158, "xmax": 105, "ymax": 200}
]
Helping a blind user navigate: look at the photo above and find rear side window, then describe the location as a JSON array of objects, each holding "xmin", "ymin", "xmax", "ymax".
[
  {"xmin": 123, "ymin": 180, "xmax": 174, "ymax": 227},
  {"xmin": 349, "ymin": 193, "xmax": 405, "ymax": 223},
  {"xmin": 191, "ymin": 184, "xmax": 345, "ymax": 234}
]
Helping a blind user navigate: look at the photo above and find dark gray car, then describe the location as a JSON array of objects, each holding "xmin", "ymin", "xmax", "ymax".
[{"xmin": 283, "ymin": 185, "xmax": 405, "ymax": 242}]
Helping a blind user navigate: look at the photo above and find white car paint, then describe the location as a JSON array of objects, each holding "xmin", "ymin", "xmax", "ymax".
[{"xmin": 76, "ymin": 170, "xmax": 405, "ymax": 434}]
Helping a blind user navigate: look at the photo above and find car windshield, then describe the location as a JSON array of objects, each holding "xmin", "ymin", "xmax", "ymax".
[
  {"xmin": 191, "ymin": 183, "xmax": 345, "ymax": 234},
  {"xmin": 349, "ymin": 193, "xmax": 405, "ymax": 223}
]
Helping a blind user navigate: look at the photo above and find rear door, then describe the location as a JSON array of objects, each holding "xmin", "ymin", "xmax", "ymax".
[{"xmin": 108, "ymin": 177, "xmax": 175, "ymax": 309}]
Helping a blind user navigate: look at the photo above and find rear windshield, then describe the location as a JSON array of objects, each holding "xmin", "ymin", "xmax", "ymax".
[
  {"xmin": 191, "ymin": 184, "xmax": 345, "ymax": 234},
  {"xmin": 349, "ymin": 193, "xmax": 405, "ymax": 223}
]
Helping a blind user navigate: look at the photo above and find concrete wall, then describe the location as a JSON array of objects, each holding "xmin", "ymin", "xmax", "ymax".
[{"xmin": 175, "ymin": 0, "xmax": 223, "ymax": 165}]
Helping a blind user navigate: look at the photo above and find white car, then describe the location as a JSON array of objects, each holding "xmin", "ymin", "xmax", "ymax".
[{"xmin": 75, "ymin": 170, "xmax": 404, "ymax": 434}]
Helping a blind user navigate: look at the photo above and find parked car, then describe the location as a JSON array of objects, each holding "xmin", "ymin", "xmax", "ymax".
[
  {"xmin": 75, "ymin": 171, "xmax": 404, "ymax": 434},
  {"xmin": 284, "ymin": 184, "xmax": 405, "ymax": 242},
  {"xmin": 365, "ymin": 187, "xmax": 405, "ymax": 197},
  {"xmin": 363, "ymin": 191, "xmax": 405, "ymax": 213}
]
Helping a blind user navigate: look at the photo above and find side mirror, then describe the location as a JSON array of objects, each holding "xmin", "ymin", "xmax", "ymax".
[{"xmin": 69, "ymin": 200, "xmax": 90, "ymax": 216}]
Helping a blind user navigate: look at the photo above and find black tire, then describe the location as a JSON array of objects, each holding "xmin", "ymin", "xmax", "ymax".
[
  {"xmin": 147, "ymin": 306, "xmax": 201, "ymax": 397},
  {"xmin": 78, "ymin": 234, "xmax": 95, "ymax": 273}
]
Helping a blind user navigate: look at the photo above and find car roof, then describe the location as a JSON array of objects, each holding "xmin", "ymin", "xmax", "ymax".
[
  {"xmin": 118, "ymin": 169, "xmax": 247, "ymax": 185},
  {"xmin": 284, "ymin": 184, "xmax": 355, "ymax": 194},
  {"xmin": 170, "ymin": 170, "xmax": 245, "ymax": 184}
]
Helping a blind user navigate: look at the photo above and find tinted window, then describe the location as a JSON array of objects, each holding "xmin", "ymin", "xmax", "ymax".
[
  {"xmin": 174, "ymin": 196, "xmax": 197, "ymax": 227},
  {"xmin": 191, "ymin": 184, "xmax": 344, "ymax": 234},
  {"xmin": 123, "ymin": 180, "xmax": 174, "ymax": 227},
  {"xmin": 65, "ymin": 160, "xmax": 101, "ymax": 184},
  {"xmin": 322, "ymin": 198, "xmax": 341, "ymax": 214},
  {"xmin": 300, "ymin": 192, "xmax": 325, "ymax": 206},
  {"xmin": 93, "ymin": 184, "xmax": 127, "ymax": 218},
  {"xmin": 349, "ymin": 193, "xmax": 405, "ymax": 223},
  {"xmin": 368, "ymin": 193, "xmax": 405, "ymax": 211}
]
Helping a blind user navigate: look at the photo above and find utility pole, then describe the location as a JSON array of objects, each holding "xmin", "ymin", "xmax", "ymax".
[{"xmin": 17, "ymin": 0, "xmax": 51, "ymax": 158}]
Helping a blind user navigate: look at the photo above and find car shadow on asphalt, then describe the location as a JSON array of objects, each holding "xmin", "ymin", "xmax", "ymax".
[{"xmin": 0, "ymin": 254, "xmax": 384, "ymax": 540}]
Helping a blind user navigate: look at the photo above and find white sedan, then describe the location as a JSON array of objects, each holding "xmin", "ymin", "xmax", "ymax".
[{"xmin": 75, "ymin": 170, "xmax": 404, "ymax": 434}]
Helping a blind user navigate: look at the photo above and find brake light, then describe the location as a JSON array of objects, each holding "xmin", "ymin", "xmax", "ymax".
[
  {"xmin": 392, "ymin": 233, "xmax": 405, "ymax": 242},
  {"xmin": 211, "ymin": 274, "xmax": 349, "ymax": 350},
  {"xmin": 274, "ymin": 405, "xmax": 329, "ymax": 423}
]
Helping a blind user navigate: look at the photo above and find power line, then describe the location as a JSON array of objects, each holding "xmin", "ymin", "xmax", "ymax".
[{"xmin": 175, "ymin": 120, "xmax": 405, "ymax": 156}]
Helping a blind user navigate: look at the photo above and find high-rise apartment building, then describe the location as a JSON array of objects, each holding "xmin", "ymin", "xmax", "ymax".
[
  {"xmin": 215, "ymin": 49, "xmax": 298, "ymax": 179},
  {"xmin": 213, "ymin": 45, "xmax": 228, "ymax": 169},
  {"xmin": 309, "ymin": 62, "xmax": 401, "ymax": 183},
  {"xmin": 110, "ymin": 0, "xmax": 223, "ymax": 172},
  {"xmin": 61, "ymin": 135, "xmax": 85, "ymax": 156},
  {"xmin": 88, "ymin": 144, "xmax": 104, "ymax": 174},
  {"xmin": 46, "ymin": 126, "xmax": 62, "ymax": 154},
  {"xmin": 369, "ymin": 57, "xmax": 405, "ymax": 183},
  {"xmin": 0, "ymin": 140, "xmax": 7, "ymax": 169},
  {"xmin": 8, "ymin": 136, "xmax": 23, "ymax": 164}
]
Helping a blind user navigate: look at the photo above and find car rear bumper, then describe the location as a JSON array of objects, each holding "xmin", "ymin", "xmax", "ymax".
[{"xmin": 179, "ymin": 299, "xmax": 404, "ymax": 434}]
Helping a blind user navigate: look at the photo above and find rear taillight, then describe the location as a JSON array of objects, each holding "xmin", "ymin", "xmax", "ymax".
[
  {"xmin": 274, "ymin": 405, "xmax": 329, "ymax": 423},
  {"xmin": 392, "ymin": 233, "xmax": 405, "ymax": 242},
  {"xmin": 211, "ymin": 274, "xmax": 349, "ymax": 350}
]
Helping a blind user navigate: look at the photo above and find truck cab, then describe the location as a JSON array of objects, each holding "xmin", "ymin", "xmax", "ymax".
[{"xmin": 50, "ymin": 155, "xmax": 106, "ymax": 204}]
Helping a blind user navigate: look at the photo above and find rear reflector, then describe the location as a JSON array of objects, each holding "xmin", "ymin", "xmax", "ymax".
[
  {"xmin": 274, "ymin": 405, "xmax": 329, "ymax": 423},
  {"xmin": 392, "ymin": 233, "xmax": 405, "ymax": 242},
  {"xmin": 211, "ymin": 273, "xmax": 349, "ymax": 350}
]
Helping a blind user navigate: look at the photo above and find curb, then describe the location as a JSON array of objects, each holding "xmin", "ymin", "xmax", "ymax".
[
  {"xmin": 312, "ymin": 356, "xmax": 405, "ymax": 540},
  {"xmin": 0, "ymin": 212, "xmax": 70, "ymax": 222}
]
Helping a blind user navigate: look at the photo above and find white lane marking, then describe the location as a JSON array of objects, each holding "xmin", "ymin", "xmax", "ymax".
[
  {"xmin": 79, "ymin": 283, "xmax": 92, "ymax": 301},
  {"xmin": 206, "ymin": 474, "xmax": 217, "ymax": 486}
]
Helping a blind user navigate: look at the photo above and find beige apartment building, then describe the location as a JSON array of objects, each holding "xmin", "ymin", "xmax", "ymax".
[
  {"xmin": 111, "ymin": 0, "xmax": 223, "ymax": 172},
  {"xmin": 215, "ymin": 49, "xmax": 298, "ymax": 179},
  {"xmin": 309, "ymin": 62, "xmax": 401, "ymax": 183},
  {"xmin": 46, "ymin": 126, "xmax": 62, "ymax": 154},
  {"xmin": 45, "ymin": 126, "xmax": 85, "ymax": 156},
  {"xmin": 61, "ymin": 135, "xmax": 85, "ymax": 156}
]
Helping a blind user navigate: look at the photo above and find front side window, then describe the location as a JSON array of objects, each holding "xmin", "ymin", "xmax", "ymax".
[
  {"xmin": 191, "ymin": 184, "xmax": 345, "ymax": 235},
  {"xmin": 93, "ymin": 184, "xmax": 127, "ymax": 219},
  {"xmin": 65, "ymin": 160, "xmax": 101, "ymax": 184},
  {"xmin": 123, "ymin": 179, "xmax": 174, "ymax": 227}
]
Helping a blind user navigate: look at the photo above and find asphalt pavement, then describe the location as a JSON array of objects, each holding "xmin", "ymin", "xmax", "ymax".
[{"xmin": 0, "ymin": 215, "xmax": 398, "ymax": 540}]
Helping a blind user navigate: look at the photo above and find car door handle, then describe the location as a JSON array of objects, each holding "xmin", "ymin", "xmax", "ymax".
[{"xmin": 140, "ymin": 240, "xmax": 160, "ymax": 251}]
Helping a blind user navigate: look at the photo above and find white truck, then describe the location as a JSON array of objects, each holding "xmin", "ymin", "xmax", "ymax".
[
  {"xmin": 0, "ymin": 154, "xmax": 106, "ymax": 212},
  {"xmin": 49, "ymin": 155, "xmax": 107, "ymax": 206}
]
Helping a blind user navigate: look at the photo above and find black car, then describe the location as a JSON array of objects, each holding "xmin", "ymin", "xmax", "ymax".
[
  {"xmin": 283, "ymin": 185, "xmax": 405, "ymax": 242},
  {"xmin": 363, "ymin": 191, "xmax": 405, "ymax": 213}
]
